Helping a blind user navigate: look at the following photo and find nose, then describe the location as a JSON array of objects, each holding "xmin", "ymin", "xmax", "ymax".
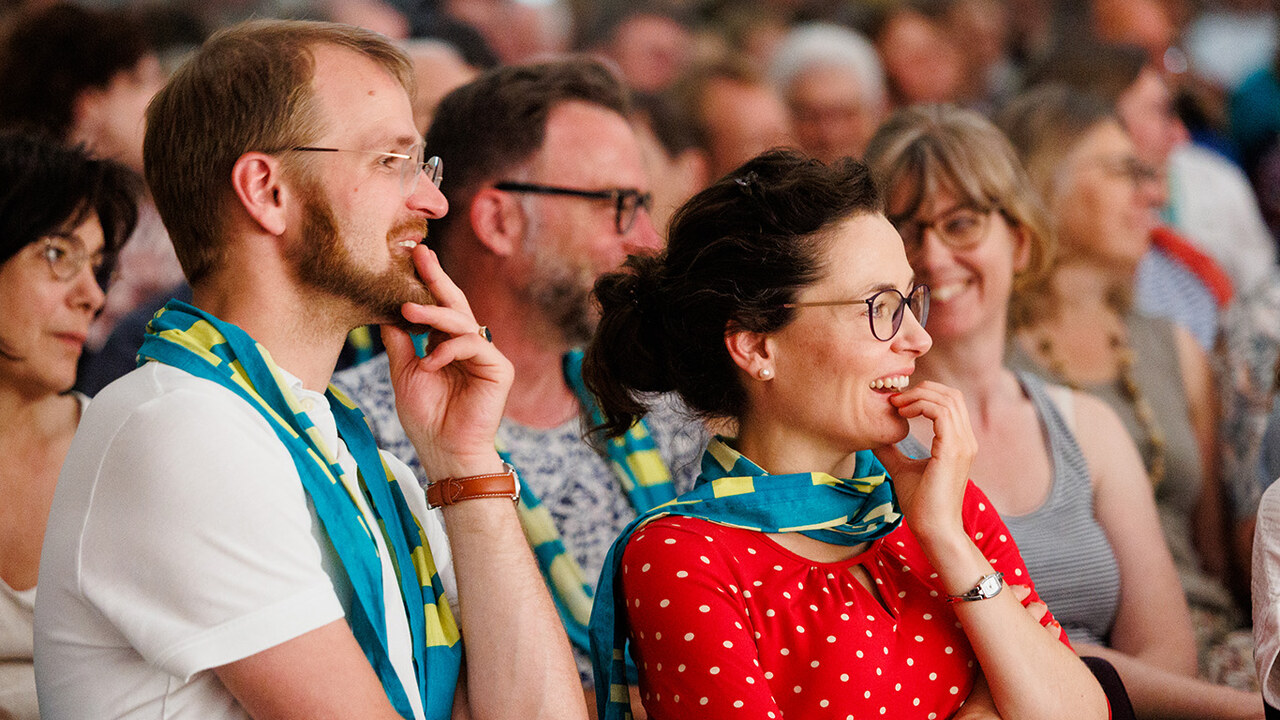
[
  {"xmin": 893, "ymin": 302, "xmax": 932, "ymax": 356},
  {"xmin": 623, "ymin": 206, "xmax": 663, "ymax": 255},
  {"xmin": 408, "ymin": 174, "xmax": 448, "ymax": 219}
]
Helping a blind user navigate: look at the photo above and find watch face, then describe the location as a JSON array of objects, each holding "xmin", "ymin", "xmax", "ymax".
[{"xmin": 978, "ymin": 573, "xmax": 1003, "ymax": 598}]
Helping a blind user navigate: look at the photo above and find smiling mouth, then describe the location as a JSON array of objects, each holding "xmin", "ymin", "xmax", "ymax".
[
  {"xmin": 930, "ymin": 280, "xmax": 971, "ymax": 303},
  {"xmin": 870, "ymin": 375, "xmax": 909, "ymax": 391}
]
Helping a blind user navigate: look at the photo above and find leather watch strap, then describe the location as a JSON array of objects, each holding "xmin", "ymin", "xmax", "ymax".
[{"xmin": 426, "ymin": 464, "xmax": 520, "ymax": 508}]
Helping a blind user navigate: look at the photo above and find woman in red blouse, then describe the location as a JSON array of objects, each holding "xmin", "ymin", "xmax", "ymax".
[{"xmin": 583, "ymin": 149, "xmax": 1108, "ymax": 720}]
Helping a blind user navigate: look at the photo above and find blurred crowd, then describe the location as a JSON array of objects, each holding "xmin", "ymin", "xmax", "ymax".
[{"xmin": 4, "ymin": 0, "xmax": 1280, "ymax": 718}]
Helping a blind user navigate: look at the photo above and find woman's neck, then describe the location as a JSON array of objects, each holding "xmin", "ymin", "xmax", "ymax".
[
  {"xmin": 0, "ymin": 379, "xmax": 79, "ymax": 450},
  {"xmin": 732, "ymin": 416, "xmax": 858, "ymax": 479}
]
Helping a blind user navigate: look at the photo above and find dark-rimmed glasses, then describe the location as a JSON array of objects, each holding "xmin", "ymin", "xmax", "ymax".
[
  {"xmin": 37, "ymin": 232, "xmax": 100, "ymax": 282},
  {"xmin": 783, "ymin": 283, "xmax": 930, "ymax": 341},
  {"xmin": 493, "ymin": 181, "xmax": 652, "ymax": 235},
  {"xmin": 891, "ymin": 205, "xmax": 997, "ymax": 255},
  {"xmin": 289, "ymin": 144, "xmax": 442, "ymax": 197}
]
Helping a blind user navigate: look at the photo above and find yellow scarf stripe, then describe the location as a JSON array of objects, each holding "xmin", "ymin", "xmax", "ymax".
[
  {"xmin": 550, "ymin": 555, "xmax": 594, "ymax": 625},
  {"xmin": 518, "ymin": 503, "xmax": 563, "ymax": 550},
  {"xmin": 710, "ymin": 475, "xmax": 756, "ymax": 498},
  {"xmin": 624, "ymin": 449, "xmax": 670, "ymax": 487}
]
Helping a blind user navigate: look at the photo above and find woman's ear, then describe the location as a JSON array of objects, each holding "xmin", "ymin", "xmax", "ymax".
[{"xmin": 724, "ymin": 326, "xmax": 775, "ymax": 380}]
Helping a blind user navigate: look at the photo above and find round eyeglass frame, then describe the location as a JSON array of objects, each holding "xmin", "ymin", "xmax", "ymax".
[{"xmin": 783, "ymin": 283, "xmax": 930, "ymax": 341}]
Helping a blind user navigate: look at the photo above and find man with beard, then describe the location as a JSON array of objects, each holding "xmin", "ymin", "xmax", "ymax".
[
  {"xmin": 34, "ymin": 20, "xmax": 584, "ymax": 720},
  {"xmin": 333, "ymin": 58, "xmax": 708, "ymax": 707}
]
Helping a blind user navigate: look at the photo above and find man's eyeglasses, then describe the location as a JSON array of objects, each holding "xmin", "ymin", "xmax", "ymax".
[
  {"xmin": 492, "ymin": 181, "xmax": 652, "ymax": 235},
  {"xmin": 37, "ymin": 233, "xmax": 101, "ymax": 282},
  {"xmin": 289, "ymin": 144, "xmax": 442, "ymax": 197},
  {"xmin": 783, "ymin": 283, "xmax": 930, "ymax": 342},
  {"xmin": 1096, "ymin": 156, "xmax": 1161, "ymax": 187},
  {"xmin": 891, "ymin": 205, "xmax": 997, "ymax": 255}
]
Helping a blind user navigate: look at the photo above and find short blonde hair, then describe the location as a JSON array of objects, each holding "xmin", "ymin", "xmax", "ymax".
[
  {"xmin": 144, "ymin": 19, "xmax": 414, "ymax": 284},
  {"xmin": 863, "ymin": 103, "xmax": 1054, "ymax": 330}
]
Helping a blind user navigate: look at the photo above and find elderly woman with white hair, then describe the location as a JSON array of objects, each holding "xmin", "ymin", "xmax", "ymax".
[{"xmin": 768, "ymin": 22, "xmax": 888, "ymax": 162}]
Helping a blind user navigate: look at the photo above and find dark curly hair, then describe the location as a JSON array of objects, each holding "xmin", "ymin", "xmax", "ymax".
[{"xmin": 584, "ymin": 148, "xmax": 883, "ymax": 438}]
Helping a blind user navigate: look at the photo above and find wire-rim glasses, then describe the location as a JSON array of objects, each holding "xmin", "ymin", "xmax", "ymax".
[
  {"xmin": 783, "ymin": 283, "xmax": 930, "ymax": 341},
  {"xmin": 493, "ymin": 181, "xmax": 652, "ymax": 235},
  {"xmin": 38, "ymin": 232, "xmax": 99, "ymax": 282},
  {"xmin": 890, "ymin": 204, "xmax": 1002, "ymax": 256},
  {"xmin": 290, "ymin": 143, "xmax": 442, "ymax": 197}
]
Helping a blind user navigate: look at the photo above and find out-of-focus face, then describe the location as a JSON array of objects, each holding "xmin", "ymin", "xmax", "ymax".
[
  {"xmin": 787, "ymin": 64, "xmax": 883, "ymax": 163},
  {"xmin": 891, "ymin": 187, "xmax": 1025, "ymax": 344},
  {"xmin": 876, "ymin": 11, "xmax": 966, "ymax": 105},
  {"xmin": 74, "ymin": 54, "xmax": 166, "ymax": 174},
  {"xmin": 0, "ymin": 212, "xmax": 106, "ymax": 395},
  {"xmin": 512, "ymin": 101, "xmax": 664, "ymax": 345},
  {"xmin": 757, "ymin": 213, "xmax": 931, "ymax": 456},
  {"xmin": 285, "ymin": 45, "xmax": 449, "ymax": 324},
  {"xmin": 1052, "ymin": 120, "xmax": 1160, "ymax": 273},
  {"xmin": 607, "ymin": 13, "xmax": 692, "ymax": 93},
  {"xmin": 1115, "ymin": 67, "xmax": 1188, "ymax": 170},
  {"xmin": 700, "ymin": 77, "xmax": 794, "ymax": 178}
]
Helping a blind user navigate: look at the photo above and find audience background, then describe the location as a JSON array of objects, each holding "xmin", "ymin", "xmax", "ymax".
[{"xmin": 3, "ymin": 0, "xmax": 1279, "ymax": 715}]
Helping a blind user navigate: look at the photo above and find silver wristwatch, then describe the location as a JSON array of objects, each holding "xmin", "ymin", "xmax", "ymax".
[{"xmin": 946, "ymin": 572, "xmax": 1005, "ymax": 603}]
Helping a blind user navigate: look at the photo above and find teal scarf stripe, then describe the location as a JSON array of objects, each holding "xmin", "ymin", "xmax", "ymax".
[
  {"xmin": 139, "ymin": 301, "xmax": 460, "ymax": 720},
  {"xmin": 508, "ymin": 350, "xmax": 677, "ymax": 662},
  {"xmin": 588, "ymin": 438, "xmax": 902, "ymax": 720}
]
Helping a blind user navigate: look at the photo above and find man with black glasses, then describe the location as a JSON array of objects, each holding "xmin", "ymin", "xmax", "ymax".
[{"xmin": 334, "ymin": 57, "xmax": 707, "ymax": 711}]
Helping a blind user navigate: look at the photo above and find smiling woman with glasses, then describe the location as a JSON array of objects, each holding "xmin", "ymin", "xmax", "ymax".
[
  {"xmin": 580, "ymin": 148, "xmax": 1108, "ymax": 720},
  {"xmin": 865, "ymin": 101, "xmax": 1267, "ymax": 720},
  {"xmin": 0, "ymin": 131, "xmax": 138, "ymax": 720}
]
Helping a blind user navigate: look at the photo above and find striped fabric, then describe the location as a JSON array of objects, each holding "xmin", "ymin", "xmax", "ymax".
[
  {"xmin": 588, "ymin": 438, "xmax": 901, "ymax": 719},
  {"xmin": 138, "ymin": 300, "xmax": 461, "ymax": 720}
]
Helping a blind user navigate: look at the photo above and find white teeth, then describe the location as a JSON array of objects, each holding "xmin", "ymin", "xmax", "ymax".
[
  {"xmin": 398, "ymin": 240, "xmax": 419, "ymax": 249},
  {"xmin": 931, "ymin": 282, "xmax": 967, "ymax": 302},
  {"xmin": 870, "ymin": 375, "xmax": 909, "ymax": 390}
]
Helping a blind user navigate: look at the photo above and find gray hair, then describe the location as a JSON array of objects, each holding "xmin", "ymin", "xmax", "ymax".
[{"xmin": 768, "ymin": 22, "xmax": 885, "ymax": 108}]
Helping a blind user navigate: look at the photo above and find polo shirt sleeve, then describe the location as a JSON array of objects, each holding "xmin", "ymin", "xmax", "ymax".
[{"xmin": 78, "ymin": 385, "xmax": 345, "ymax": 680}]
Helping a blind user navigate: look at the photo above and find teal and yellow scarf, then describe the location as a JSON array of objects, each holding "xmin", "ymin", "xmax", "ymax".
[
  {"xmin": 139, "ymin": 300, "xmax": 461, "ymax": 720},
  {"xmin": 509, "ymin": 349, "xmax": 677, "ymax": 659},
  {"xmin": 588, "ymin": 437, "xmax": 902, "ymax": 719}
]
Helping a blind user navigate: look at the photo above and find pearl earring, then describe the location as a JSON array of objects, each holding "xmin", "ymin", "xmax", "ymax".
[{"xmin": 758, "ymin": 367, "xmax": 773, "ymax": 380}]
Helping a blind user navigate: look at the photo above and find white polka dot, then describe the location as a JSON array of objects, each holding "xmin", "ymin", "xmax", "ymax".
[
  {"xmin": 676, "ymin": 571, "xmax": 688, "ymax": 578},
  {"xmin": 898, "ymin": 590, "xmax": 907, "ymax": 598},
  {"xmin": 809, "ymin": 604, "xmax": 819, "ymax": 612},
  {"xmin": 705, "ymin": 535, "xmax": 714, "ymax": 542},
  {"xmin": 876, "ymin": 667, "xmax": 883, "ymax": 676},
  {"xmin": 883, "ymin": 646, "xmax": 889, "ymax": 655},
  {"xmin": 765, "ymin": 671, "xmax": 774, "ymax": 679},
  {"xmin": 975, "ymin": 531, "xmax": 983, "ymax": 540},
  {"xmin": 999, "ymin": 534, "xmax": 1007, "ymax": 542},
  {"xmin": 735, "ymin": 622, "xmax": 742, "ymax": 629},
  {"xmin": 864, "ymin": 691, "xmax": 872, "ymax": 699},
  {"xmin": 865, "ymin": 629, "xmax": 873, "ymax": 637},
  {"xmin": 929, "ymin": 714, "xmax": 937, "ymax": 720},
  {"xmin": 655, "ymin": 632, "xmax": 662, "ymax": 640},
  {"xmin": 1015, "ymin": 568, "xmax": 1023, "ymax": 577},
  {"xmin": 773, "ymin": 565, "xmax": 783, "ymax": 571},
  {"xmin": 766, "ymin": 609, "xmax": 776, "ymax": 617},
  {"xmin": 657, "ymin": 663, "xmax": 662, "ymax": 670},
  {"xmin": 923, "ymin": 613, "xmax": 932, "ymax": 620},
  {"xmin": 895, "ymin": 683, "xmax": 902, "ymax": 691},
  {"xmin": 797, "ymin": 581, "xmax": 805, "ymax": 590},
  {"xmin": 840, "ymin": 673, "xmax": 850, "ymax": 682},
  {"xmin": 755, "ymin": 631, "xmax": 762, "ymax": 638},
  {"xmin": 710, "ymin": 666, "xmax": 720, "ymax": 675},
  {"xmin": 723, "ymin": 640, "xmax": 734, "ymax": 648},
  {"xmin": 699, "ymin": 605, "xmax": 710, "ymax": 613},
  {"xmin": 674, "ymin": 695, "xmax": 680, "ymax": 703},
  {"xmin": 729, "ymin": 584, "xmax": 738, "ymax": 593},
  {"xmin": 642, "ymin": 563, "xmax": 651, "ymax": 572},
  {"xmin": 810, "ymin": 660, "xmax": 820, "ymax": 668},
  {"xmin": 743, "ymin": 590, "xmax": 752, "ymax": 598},
  {"xmin": 700, "ymin": 697, "xmax": 708, "ymax": 706},
  {"xmin": 700, "ymin": 556, "xmax": 710, "ymax": 564},
  {"xmin": 684, "ymin": 632, "xmax": 694, "ymax": 641},
  {"xmin": 747, "ymin": 547, "xmax": 757, "ymax": 554},
  {"xmin": 929, "ymin": 672, "xmax": 937, "ymax": 681},
  {"xmin": 660, "ymin": 599, "xmax": 670, "ymax": 607},
  {"xmin": 866, "ymin": 614, "xmax": 875, "ymax": 621},
  {"xmin": 754, "ymin": 580, "xmax": 763, "ymax": 587},
  {"xmin": 734, "ymin": 701, "xmax": 744, "ymax": 708},
  {"xmin": 826, "ymin": 635, "xmax": 837, "ymax": 643},
  {"xmin": 678, "ymin": 664, "xmax": 686, "ymax": 672},
  {"xmin": 945, "ymin": 646, "xmax": 953, "ymax": 654},
  {"xmin": 907, "ymin": 657, "xmax": 914, "ymax": 666},
  {"xmin": 780, "ymin": 648, "xmax": 790, "ymax": 655},
  {"xmin": 840, "ymin": 613, "xmax": 849, "ymax": 621},
  {"xmin": 746, "ymin": 677, "xmax": 755, "ymax": 684},
  {"xmin": 856, "ymin": 650, "xmax": 864, "ymax": 658},
  {"xmin": 950, "ymin": 686, "xmax": 959, "ymax": 695},
  {"xmin": 769, "ymin": 713, "xmax": 776, "ymax": 719},
  {"xmin": 978, "ymin": 502, "xmax": 986, "ymax": 511},
  {"xmin": 896, "ymin": 540, "xmax": 905, "ymax": 547},
  {"xmin": 664, "ymin": 538, "xmax": 676, "ymax": 544},
  {"xmin": 913, "ymin": 698, "xmax": 920, "ymax": 706},
  {"xmin": 783, "ymin": 591, "xmax": 791, "ymax": 599},
  {"xmin": 795, "ymin": 625, "xmax": 805, "ymax": 633},
  {"xmin": 880, "ymin": 707, "xmax": 887, "ymax": 715},
  {"xmin": 793, "ymin": 686, "xmax": 802, "ymax": 694},
  {"xmin": 914, "ymin": 635, "xmax": 924, "ymax": 642},
  {"xmin": 633, "ymin": 599, "xmax": 640, "ymax": 607}
]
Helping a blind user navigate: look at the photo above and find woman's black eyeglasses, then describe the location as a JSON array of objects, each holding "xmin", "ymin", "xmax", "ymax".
[{"xmin": 783, "ymin": 283, "xmax": 930, "ymax": 341}]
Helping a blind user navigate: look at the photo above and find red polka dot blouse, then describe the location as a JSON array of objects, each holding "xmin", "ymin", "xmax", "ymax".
[{"xmin": 619, "ymin": 481, "xmax": 1066, "ymax": 718}]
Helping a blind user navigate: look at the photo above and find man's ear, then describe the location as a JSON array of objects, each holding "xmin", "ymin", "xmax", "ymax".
[
  {"xmin": 230, "ymin": 151, "xmax": 288, "ymax": 236},
  {"xmin": 724, "ymin": 325, "xmax": 774, "ymax": 378},
  {"xmin": 469, "ymin": 187, "xmax": 524, "ymax": 257}
]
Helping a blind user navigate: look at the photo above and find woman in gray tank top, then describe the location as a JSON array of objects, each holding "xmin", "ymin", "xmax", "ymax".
[{"xmin": 865, "ymin": 104, "xmax": 1262, "ymax": 719}]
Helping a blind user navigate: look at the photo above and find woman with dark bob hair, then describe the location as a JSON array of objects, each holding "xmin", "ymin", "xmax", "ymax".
[
  {"xmin": 584, "ymin": 149, "xmax": 1107, "ymax": 720},
  {"xmin": 0, "ymin": 131, "xmax": 138, "ymax": 720}
]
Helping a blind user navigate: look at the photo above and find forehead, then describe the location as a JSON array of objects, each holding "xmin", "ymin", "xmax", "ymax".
[
  {"xmin": 309, "ymin": 44, "xmax": 418, "ymax": 147},
  {"xmin": 790, "ymin": 65, "xmax": 864, "ymax": 105},
  {"xmin": 1073, "ymin": 120, "xmax": 1134, "ymax": 159},
  {"xmin": 814, "ymin": 213, "xmax": 913, "ymax": 291},
  {"xmin": 528, "ymin": 100, "xmax": 650, "ymax": 190}
]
